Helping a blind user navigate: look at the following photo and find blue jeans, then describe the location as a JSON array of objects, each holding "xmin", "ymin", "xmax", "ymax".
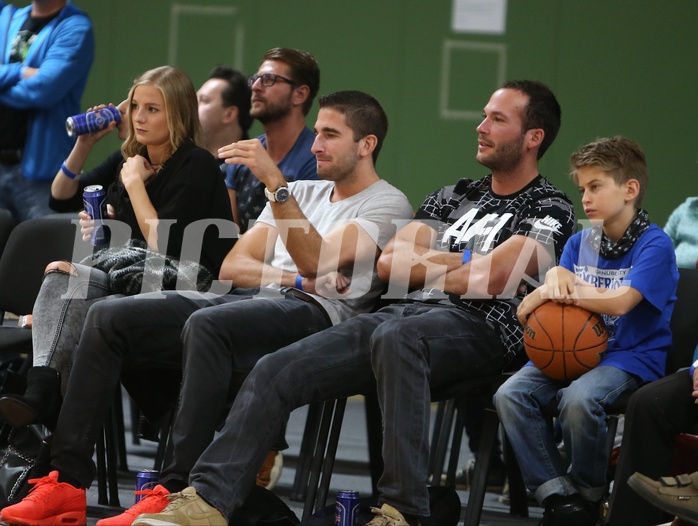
[
  {"xmin": 0, "ymin": 161, "xmax": 54, "ymax": 221},
  {"xmin": 494, "ymin": 364, "xmax": 639, "ymax": 504},
  {"xmin": 188, "ymin": 302, "xmax": 507, "ymax": 520}
]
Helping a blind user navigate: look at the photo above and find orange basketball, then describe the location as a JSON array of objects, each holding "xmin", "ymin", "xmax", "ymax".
[{"xmin": 523, "ymin": 302, "xmax": 607, "ymax": 381}]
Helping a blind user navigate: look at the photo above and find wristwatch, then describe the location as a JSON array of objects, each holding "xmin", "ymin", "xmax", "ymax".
[{"xmin": 265, "ymin": 184, "xmax": 291, "ymax": 203}]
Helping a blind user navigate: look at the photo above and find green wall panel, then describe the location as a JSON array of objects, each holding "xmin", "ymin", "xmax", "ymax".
[{"xmin": 14, "ymin": 0, "xmax": 697, "ymax": 224}]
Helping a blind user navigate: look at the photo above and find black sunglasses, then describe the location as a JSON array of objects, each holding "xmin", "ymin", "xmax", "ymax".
[{"xmin": 247, "ymin": 73, "xmax": 297, "ymax": 88}]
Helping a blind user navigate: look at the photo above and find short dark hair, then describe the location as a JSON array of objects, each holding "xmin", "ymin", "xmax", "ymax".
[
  {"xmin": 500, "ymin": 80, "xmax": 561, "ymax": 160},
  {"xmin": 318, "ymin": 90, "xmax": 388, "ymax": 165},
  {"xmin": 263, "ymin": 47, "xmax": 320, "ymax": 115},
  {"xmin": 208, "ymin": 65, "xmax": 253, "ymax": 137}
]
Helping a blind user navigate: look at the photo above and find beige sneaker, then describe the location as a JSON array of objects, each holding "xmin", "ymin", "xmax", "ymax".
[
  {"xmin": 132, "ymin": 486, "xmax": 226, "ymax": 526},
  {"xmin": 628, "ymin": 471, "xmax": 698, "ymax": 525},
  {"xmin": 366, "ymin": 504, "xmax": 414, "ymax": 526}
]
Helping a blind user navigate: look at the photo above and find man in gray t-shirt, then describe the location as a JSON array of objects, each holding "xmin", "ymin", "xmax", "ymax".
[
  {"xmin": 7, "ymin": 90, "xmax": 413, "ymax": 526},
  {"xmin": 127, "ymin": 80, "xmax": 574, "ymax": 526}
]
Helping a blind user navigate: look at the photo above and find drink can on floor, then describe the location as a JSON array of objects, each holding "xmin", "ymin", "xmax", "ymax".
[
  {"xmin": 336, "ymin": 490, "xmax": 360, "ymax": 526},
  {"xmin": 135, "ymin": 469, "xmax": 159, "ymax": 503},
  {"xmin": 82, "ymin": 184, "xmax": 109, "ymax": 246},
  {"xmin": 66, "ymin": 106, "xmax": 122, "ymax": 137}
]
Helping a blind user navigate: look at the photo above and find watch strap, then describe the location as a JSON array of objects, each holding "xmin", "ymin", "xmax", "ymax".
[{"xmin": 265, "ymin": 184, "xmax": 289, "ymax": 203}]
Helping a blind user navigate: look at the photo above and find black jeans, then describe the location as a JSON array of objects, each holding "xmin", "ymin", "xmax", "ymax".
[
  {"xmin": 606, "ymin": 370, "xmax": 698, "ymax": 525},
  {"xmin": 188, "ymin": 302, "xmax": 507, "ymax": 520},
  {"xmin": 160, "ymin": 288, "xmax": 331, "ymax": 487},
  {"xmin": 50, "ymin": 288, "xmax": 330, "ymax": 488}
]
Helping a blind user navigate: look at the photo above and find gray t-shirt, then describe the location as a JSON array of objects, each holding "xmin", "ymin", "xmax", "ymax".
[{"xmin": 255, "ymin": 178, "xmax": 413, "ymax": 324}]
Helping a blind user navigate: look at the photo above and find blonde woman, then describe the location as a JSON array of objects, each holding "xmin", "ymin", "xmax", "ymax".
[{"xmin": 0, "ymin": 66, "xmax": 234, "ymax": 430}]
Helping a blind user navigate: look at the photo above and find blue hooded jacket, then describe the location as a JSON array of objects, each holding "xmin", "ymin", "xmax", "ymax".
[{"xmin": 0, "ymin": 2, "xmax": 94, "ymax": 180}]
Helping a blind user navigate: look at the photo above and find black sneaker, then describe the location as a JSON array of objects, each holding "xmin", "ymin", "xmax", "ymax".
[{"xmin": 541, "ymin": 494, "xmax": 599, "ymax": 526}]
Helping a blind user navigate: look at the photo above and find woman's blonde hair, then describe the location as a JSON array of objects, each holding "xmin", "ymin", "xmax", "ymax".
[{"xmin": 121, "ymin": 66, "xmax": 201, "ymax": 160}]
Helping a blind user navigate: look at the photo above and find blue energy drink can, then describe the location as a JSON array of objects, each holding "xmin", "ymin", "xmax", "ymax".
[
  {"xmin": 336, "ymin": 490, "xmax": 360, "ymax": 526},
  {"xmin": 135, "ymin": 469, "xmax": 159, "ymax": 503},
  {"xmin": 82, "ymin": 184, "xmax": 109, "ymax": 246},
  {"xmin": 66, "ymin": 106, "xmax": 121, "ymax": 137}
]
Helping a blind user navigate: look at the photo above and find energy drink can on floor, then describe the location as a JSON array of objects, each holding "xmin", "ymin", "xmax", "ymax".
[
  {"xmin": 336, "ymin": 490, "xmax": 360, "ymax": 526},
  {"xmin": 82, "ymin": 184, "xmax": 109, "ymax": 246},
  {"xmin": 135, "ymin": 469, "xmax": 159, "ymax": 503},
  {"xmin": 66, "ymin": 106, "xmax": 122, "ymax": 137}
]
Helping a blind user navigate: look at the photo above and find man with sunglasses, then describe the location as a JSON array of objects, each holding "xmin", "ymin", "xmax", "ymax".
[
  {"xmin": 225, "ymin": 47, "xmax": 320, "ymax": 233},
  {"xmin": 220, "ymin": 47, "xmax": 321, "ymax": 488}
]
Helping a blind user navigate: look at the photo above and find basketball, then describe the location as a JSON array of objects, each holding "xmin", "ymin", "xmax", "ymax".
[{"xmin": 523, "ymin": 302, "xmax": 607, "ymax": 381}]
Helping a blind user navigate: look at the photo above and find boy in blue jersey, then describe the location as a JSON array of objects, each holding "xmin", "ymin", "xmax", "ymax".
[{"xmin": 494, "ymin": 136, "xmax": 679, "ymax": 526}]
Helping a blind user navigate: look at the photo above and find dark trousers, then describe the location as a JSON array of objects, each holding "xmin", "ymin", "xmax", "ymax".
[
  {"xmin": 606, "ymin": 370, "xmax": 698, "ymax": 526},
  {"xmin": 188, "ymin": 302, "xmax": 507, "ymax": 520},
  {"xmin": 160, "ymin": 289, "xmax": 330, "ymax": 487},
  {"xmin": 50, "ymin": 288, "xmax": 330, "ymax": 488}
]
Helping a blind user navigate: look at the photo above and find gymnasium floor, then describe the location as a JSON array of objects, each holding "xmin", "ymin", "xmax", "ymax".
[{"xmin": 81, "ymin": 395, "xmax": 543, "ymax": 526}]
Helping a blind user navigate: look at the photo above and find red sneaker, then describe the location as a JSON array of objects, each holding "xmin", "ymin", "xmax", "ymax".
[
  {"xmin": 0, "ymin": 470, "xmax": 86, "ymax": 526},
  {"xmin": 96, "ymin": 484, "xmax": 170, "ymax": 526}
]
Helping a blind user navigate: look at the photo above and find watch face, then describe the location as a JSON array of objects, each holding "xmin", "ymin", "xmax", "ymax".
[{"xmin": 275, "ymin": 186, "xmax": 290, "ymax": 202}]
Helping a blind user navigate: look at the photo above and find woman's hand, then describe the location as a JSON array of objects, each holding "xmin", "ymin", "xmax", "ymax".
[
  {"xmin": 115, "ymin": 100, "xmax": 129, "ymax": 140},
  {"xmin": 79, "ymin": 205, "xmax": 115, "ymax": 243},
  {"xmin": 121, "ymin": 155, "xmax": 156, "ymax": 190},
  {"xmin": 74, "ymin": 104, "xmax": 120, "ymax": 148}
]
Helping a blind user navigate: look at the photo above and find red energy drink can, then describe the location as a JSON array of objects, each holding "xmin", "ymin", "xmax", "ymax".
[
  {"xmin": 336, "ymin": 490, "xmax": 360, "ymax": 526},
  {"xmin": 82, "ymin": 184, "xmax": 109, "ymax": 246},
  {"xmin": 135, "ymin": 469, "xmax": 159, "ymax": 503},
  {"xmin": 66, "ymin": 106, "xmax": 121, "ymax": 137}
]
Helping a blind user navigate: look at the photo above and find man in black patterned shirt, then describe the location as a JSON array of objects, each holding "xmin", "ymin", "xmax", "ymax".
[{"xmin": 133, "ymin": 80, "xmax": 577, "ymax": 526}]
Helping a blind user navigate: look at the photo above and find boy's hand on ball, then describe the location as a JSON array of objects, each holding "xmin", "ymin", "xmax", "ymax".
[{"xmin": 544, "ymin": 266, "xmax": 578, "ymax": 302}]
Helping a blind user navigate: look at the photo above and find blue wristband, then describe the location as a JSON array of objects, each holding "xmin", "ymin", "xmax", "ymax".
[
  {"xmin": 462, "ymin": 250, "xmax": 472, "ymax": 265},
  {"xmin": 295, "ymin": 274, "xmax": 303, "ymax": 291},
  {"xmin": 690, "ymin": 359, "xmax": 698, "ymax": 378},
  {"xmin": 61, "ymin": 161, "xmax": 79, "ymax": 180}
]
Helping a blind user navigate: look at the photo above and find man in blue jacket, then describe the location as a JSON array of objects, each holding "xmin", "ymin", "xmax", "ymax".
[{"xmin": 0, "ymin": 0, "xmax": 94, "ymax": 222}]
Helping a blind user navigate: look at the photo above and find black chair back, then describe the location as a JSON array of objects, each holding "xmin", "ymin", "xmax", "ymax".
[
  {"xmin": 0, "ymin": 209, "xmax": 15, "ymax": 262},
  {"xmin": 0, "ymin": 217, "xmax": 79, "ymax": 318},
  {"xmin": 666, "ymin": 268, "xmax": 698, "ymax": 375}
]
